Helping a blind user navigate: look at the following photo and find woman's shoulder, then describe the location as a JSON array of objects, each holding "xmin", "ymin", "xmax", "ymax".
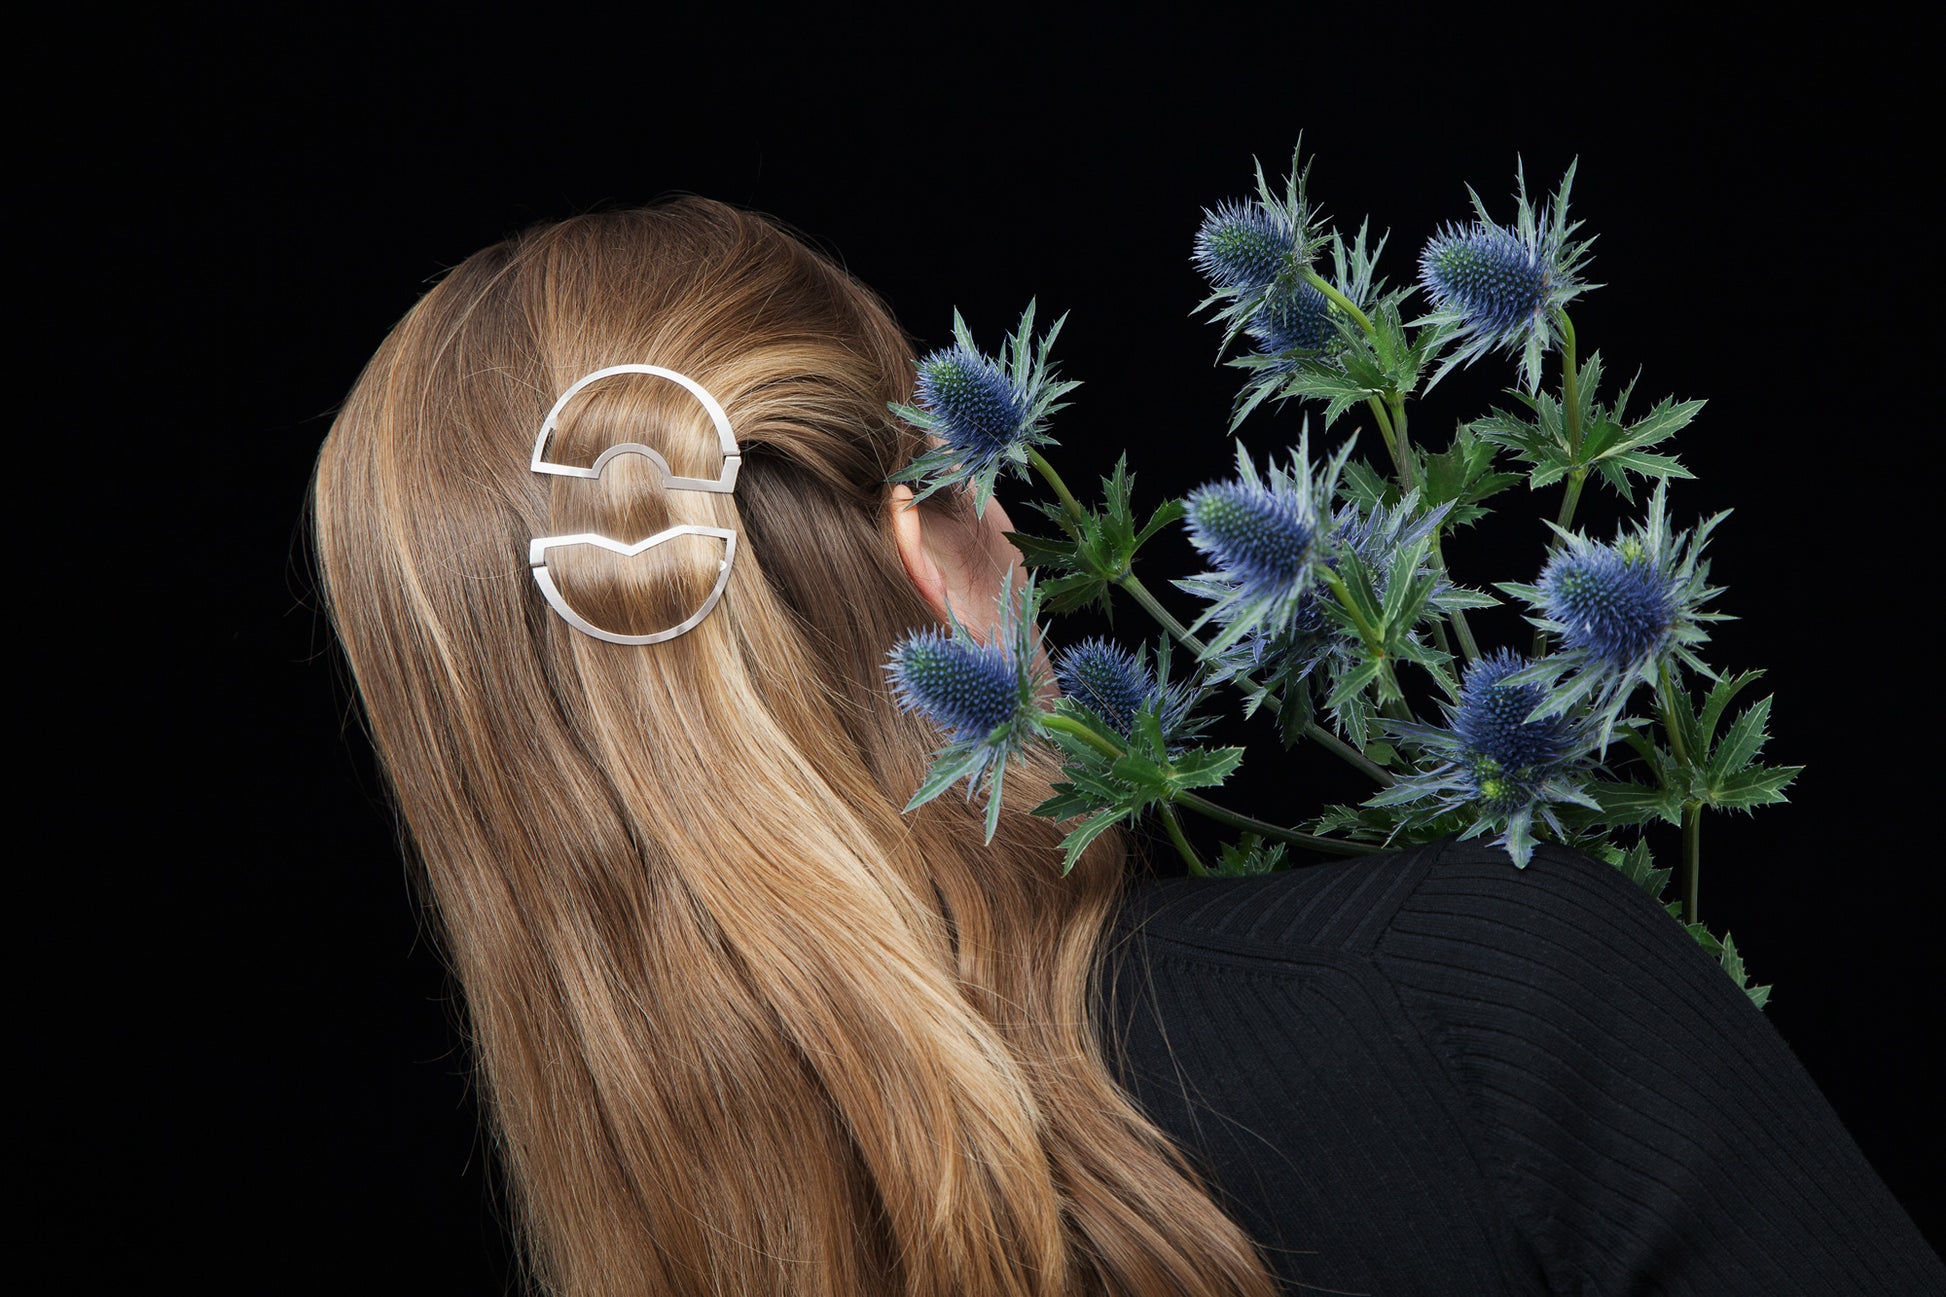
[
  {"xmin": 1108, "ymin": 834, "xmax": 1646, "ymax": 971},
  {"xmin": 1103, "ymin": 839, "xmax": 1946, "ymax": 1294}
]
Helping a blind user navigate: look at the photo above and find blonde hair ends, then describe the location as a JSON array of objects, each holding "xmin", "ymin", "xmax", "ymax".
[{"xmin": 311, "ymin": 199, "xmax": 1282, "ymax": 1296}]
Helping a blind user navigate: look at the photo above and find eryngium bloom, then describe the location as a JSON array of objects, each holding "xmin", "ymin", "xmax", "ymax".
[
  {"xmin": 887, "ymin": 302, "xmax": 1078, "ymax": 519},
  {"xmin": 1499, "ymin": 479, "xmax": 1729, "ymax": 749},
  {"xmin": 1053, "ymin": 637, "xmax": 1208, "ymax": 752},
  {"xmin": 888, "ymin": 628, "xmax": 1021, "ymax": 745},
  {"xmin": 884, "ymin": 563, "xmax": 1053, "ymax": 842},
  {"xmin": 1421, "ymin": 227, "xmax": 1543, "ymax": 343},
  {"xmin": 1248, "ymin": 280, "xmax": 1335, "ymax": 356},
  {"xmin": 1177, "ymin": 431, "xmax": 1349, "ymax": 657},
  {"xmin": 1541, "ymin": 545, "xmax": 1672, "ymax": 666},
  {"xmin": 1369, "ymin": 649, "xmax": 1598, "ymax": 868},
  {"xmin": 1416, "ymin": 159, "xmax": 1597, "ymax": 394},
  {"xmin": 1193, "ymin": 200, "xmax": 1295, "ymax": 292},
  {"xmin": 1189, "ymin": 144, "xmax": 1333, "ymax": 360},
  {"xmin": 1191, "ymin": 489, "xmax": 1465, "ymax": 735},
  {"xmin": 914, "ymin": 346, "xmax": 1023, "ymax": 478},
  {"xmin": 1188, "ymin": 483, "xmax": 1314, "ymax": 591},
  {"xmin": 1454, "ymin": 649, "xmax": 1581, "ymax": 775}
]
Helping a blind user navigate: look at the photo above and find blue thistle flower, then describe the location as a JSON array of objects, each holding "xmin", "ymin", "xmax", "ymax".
[
  {"xmin": 1173, "ymin": 431, "xmax": 1349, "ymax": 660},
  {"xmin": 1187, "ymin": 500, "xmax": 1369, "ymax": 700},
  {"xmin": 1540, "ymin": 545, "xmax": 1673, "ymax": 666},
  {"xmin": 1193, "ymin": 200, "xmax": 1296, "ymax": 292},
  {"xmin": 1368, "ymin": 649, "xmax": 1600, "ymax": 868},
  {"xmin": 1247, "ymin": 279, "xmax": 1335, "ymax": 356},
  {"xmin": 913, "ymin": 346, "xmax": 1024, "ymax": 477},
  {"xmin": 1421, "ymin": 227, "xmax": 1545, "ymax": 342},
  {"xmin": 888, "ymin": 630, "xmax": 1022, "ymax": 745},
  {"xmin": 1191, "ymin": 148, "xmax": 1387, "ymax": 433},
  {"xmin": 884, "ymin": 564, "xmax": 1053, "ymax": 842},
  {"xmin": 1454, "ymin": 650, "xmax": 1580, "ymax": 777},
  {"xmin": 1499, "ymin": 480, "xmax": 1730, "ymax": 749},
  {"xmin": 1415, "ymin": 159, "xmax": 1598, "ymax": 394},
  {"xmin": 1053, "ymin": 637, "xmax": 1150, "ymax": 736},
  {"xmin": 1190, "ymin": 484, "xmax": 1478, "ymax": 747},
  {"xmin": 1189, "ymin": 142, "xmax": 1336, "ymax": 360},
  {"xmin": 1188, "ymin": 481, "xmax": 1315, "ymax": 591},
  {"xmin": 887, "ymin": 301, "xmax": 1080, "ymax": 519},
  {"xmin": 1053, "ymin": 637, "xmax": 1209, "ymax": 752}
]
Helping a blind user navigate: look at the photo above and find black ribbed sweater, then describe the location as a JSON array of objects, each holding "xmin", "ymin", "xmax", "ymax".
[{"xmin": 1096, "ymin": 836, "xmax": 1944, "ymax": 1295}]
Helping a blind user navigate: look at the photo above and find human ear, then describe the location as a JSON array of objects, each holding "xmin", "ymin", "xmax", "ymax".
[{"xmin": 888, "ymin": 482, "xmax": 954, "ymax": 628}]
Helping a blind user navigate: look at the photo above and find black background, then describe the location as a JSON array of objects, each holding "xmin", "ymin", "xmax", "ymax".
[{"xmin": 34, "ymin": 9, "xmax": 1941, "ymax": 1289}]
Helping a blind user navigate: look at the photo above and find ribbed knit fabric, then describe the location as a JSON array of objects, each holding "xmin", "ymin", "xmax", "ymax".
[{"xmin": 1095, "ymin": 835, "xmax": 1945, "ymax": 1295}]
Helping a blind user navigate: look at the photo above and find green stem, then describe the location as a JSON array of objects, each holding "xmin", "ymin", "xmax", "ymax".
[
  {"xmin": 1552, "ymin": 310, "xmax": 1588, "ymax": 542},
  {"xmin": 1386, "ymin": 390, "xmax": 1416, "ymax": 490},
  {"xmin": 1656, "ymin": 663, "xmax": 1702, "ymax": 927},
  {"xmin": 1365, "ymin": 396, "xmax": 1406, "ymax": 480},
  {"xmin": 1039, "ymin": 712, "xmax": 1125, "ymax": 762},
  {"xmin": 1554, "ymin": 471, "xmax": 1587, "ymax": 536},
  {"xmin": 1302, "ymin": 268, "xmax": 1377, "ymax": 339},
  {"xmin": 1657, "ymin": 663, "xmax": 1693, "ymax": 768},
  {"xmin": 1427, "ymin": 616, "xmax": 1454, "ymax": 660},
  {"xmin": 1321, "ymin": 569, "xmax": 1383, "ymax": 652},
  {"xmin": 1427, "ymin": 531, "xmax": 1480, "ymax": 663},
  {"xmin": 1319, "ymin": 571, "xmax": 1412, "ymax": 723},
  {"xmin": 1299, "ymin": 268, "xmax": 1412, "ymax": 484},
  {"xmin": 1116, "ymin": 572, "xmax": 1199, "ymax": 650},
  {"xmin": 1158, "ymin": 802, "xmax": 1208, "ymax": 876},
  {"xmin": 1174, "ymin": 790, "xmax": 1385, "ymax": 856},
  {"xmin": 1025, "ymin": 446, "xmax": 1087, "ymax": 536},
  {"xmin": 1559, "ymin": 310, "xmax": 1583, "ymax": 466},
  {"xmin": 1679, "ymin": 805, "xmax": 1701, "ymax": 927},
  {"xmin": 1533, "ymin": 314, "xmax": 1588, "ymax": 658}
]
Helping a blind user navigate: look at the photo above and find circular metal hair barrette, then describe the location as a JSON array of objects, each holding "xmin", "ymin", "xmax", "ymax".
[{"xmin": 528, "ymin": 364, "xmax": 742, "ymax": 645}]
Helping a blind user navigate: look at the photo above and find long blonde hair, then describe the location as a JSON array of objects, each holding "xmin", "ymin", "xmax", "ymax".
[{"xmin": 311, "ymin": 198, "xmax": 1280, "ymax": 1296}]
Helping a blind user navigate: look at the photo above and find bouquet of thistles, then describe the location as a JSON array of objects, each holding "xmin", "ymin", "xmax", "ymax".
[{"xmin": 882, "ymin": 141, "xmax": 1799, "ymax": 1009}]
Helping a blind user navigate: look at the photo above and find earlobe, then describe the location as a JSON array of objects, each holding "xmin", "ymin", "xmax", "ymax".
[{"xmin": 888, "ymin": 483, "xmax": 953, "ymax": 627}]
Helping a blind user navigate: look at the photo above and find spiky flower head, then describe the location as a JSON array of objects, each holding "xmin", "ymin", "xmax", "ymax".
[
  {"xmin": 1498, "ymin": 479, "xmax": 1730, "ymax": 749},
  {"xmin": 884, "ymin": 564, "xmax": 1053, "ymax": 843},
  {"xmin": 889, "ymin": 630, "xmax": 1021, "ymax": 745},
  {"xmin": 1053, "ymin": 636, "xmax": 1210, "ymax": 754},
  {"xmin": 887, "ymin": 301, "xmax": 1079, "ymax": 519},
  {"xmin": 915, "ymin": 346, "xmax": 1021, "ymax": 466},
  {"xmin": 1188, "ymin": 482, "xmax": 1314, "ymax": 595},
  {"xmin": 1188, "ymin": 146, "xmax": 1388, "ymax": 433},
  {"xmin": 1189, "ymin": 485, "xmax": 1462, "ymax": 741},
  {"xmin": 1216, "ymin": 217, "xmax": 1389, "ymax": 433},
  {"xmin": 1247, "ymin": 279, "xmax": 1335, "ymax": 356},
  {"xmin": 1541, "ymin": 544, "xmax": 1672, "ymax": 666},
  {"xmin": 1416, "ymin": 159, "xmax": 1598, "ymax": 394},
  {"xmin": 1368, "ymin": 649, "xmax": 1599, "ymax": 868},
  {"xmin": 1193, "ymin": 200, "xmax": 1295, "ymax": 293},
  {"xmin": 1190, "ymin": 141, "xmax": 1335, "ymax": 359},
  {"xmin": 1454, "ymin": 649, "xmax": 1582, "ymax": 778},
  {"xmin": 1175, "ymin": 430, "xmax": 1350, "ymax": 659}
]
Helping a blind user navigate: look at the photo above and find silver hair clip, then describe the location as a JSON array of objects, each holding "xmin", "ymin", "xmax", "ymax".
[{"xmin": 529, "ymin": 364, "xmax": 741, "ymax": 645}]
